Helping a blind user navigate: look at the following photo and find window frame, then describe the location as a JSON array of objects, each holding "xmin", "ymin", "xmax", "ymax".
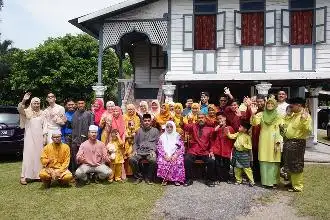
[
  {"xmin": 289, "ymin": 45, "xmax": 316, "ymax": 72},
  {"xmin": 194, "ymin": 0, "xmax": 218, "ymax": 15},
  {"xmin": 150, "ymin": 44, "xmax": 166, "ymax": 69},
  {"xmin": 240, "ymin": 46, "xmax": 265, "ymax": 73},
  {"xmin": 183, "ymin": 14, "xmax": 194, "ymax": 51},
  {"xmin": 193, "ymin": 50, "xmax": 217, "ymax": 74}
]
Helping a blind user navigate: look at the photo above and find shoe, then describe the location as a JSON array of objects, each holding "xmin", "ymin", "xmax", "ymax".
[
  {"xmin": 174, "ymin": 182, "xmax": 181, "ymax": 186},
  {"xmin": 234, "ymin": 182, "xmax": 241, "ymax": 185},
  {"xmin": 288, "ymin": 188, "xmax": 301, "ymax": 192},
  {"xmin": 206, "ymin": 181, "xmax": 215, "ymax": 187},
  {"xmin": 183, "ymin": 180, "xmax": 193, "ymax": 187},
  {"xmin": 133, "ymin": 179, "xmax": 142, "ymax": 184},
  {"xmin": 145, "ymin": 179, "xmax": 153, "ymax": 185},
  {"xmin": 249, "ymin": 182, "xmax": 255, "ymax": 187},
  {"xmin": 20, "ymin": 178, "xmax": 27, "ymax": 185}
]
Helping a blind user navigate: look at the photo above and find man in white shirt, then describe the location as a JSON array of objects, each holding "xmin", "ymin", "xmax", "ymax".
[
  {"xmin": 43, "ymin": 93, "xmax": 67, "ymax": 143},
  {"xmin": 277, "ymin": 90, "xmax": 289, "ymax": 116}
]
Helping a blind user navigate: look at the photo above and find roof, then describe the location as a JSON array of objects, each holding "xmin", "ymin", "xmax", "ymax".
[{"xmin": 69, "ymin": 0, "xmax": 158, "ymax": 39}]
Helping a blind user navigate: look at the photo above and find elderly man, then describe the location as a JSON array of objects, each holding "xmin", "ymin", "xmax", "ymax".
[
  {"xmin": 182, "ymin": 112, "xmax": 216, "ymax": 187},
  {"xmin": 43, "ymin": 92, "xmax": 67, "ymax": 144},
  {"xmin": 75, "ymin": 125, "xmax": 112, "ymax": 186},
  {"xmin": 277, "ymin": 90, "xmax": 289, "ymax": 116},
  {"xmin": 129, "ymin": 113, "xmax": 160, "ymax": 185},
  {"xmin": 282, "ymin": 97, "xmax": 311, "ymax": 192},
  {"xmin": 39, "ymin": 130, "xmax": 73, "ymax": 188}
]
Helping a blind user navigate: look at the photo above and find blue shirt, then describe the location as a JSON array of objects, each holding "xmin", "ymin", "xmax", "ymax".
[
  {"xmin": 61, "ymin": 111, "xmax": 74, "ymax": 142},
  {"xmin": 182, "ymin": 107, "xmax": 191, "ymax": 117},
  {"xmin": 200, "ymin": 104, "xmax": 209, "ymax": 115}
]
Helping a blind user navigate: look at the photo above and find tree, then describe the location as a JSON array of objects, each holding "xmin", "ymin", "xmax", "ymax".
[{"xmin": 1, "ymin": 34, "xmax": 132, "ymax": 106}]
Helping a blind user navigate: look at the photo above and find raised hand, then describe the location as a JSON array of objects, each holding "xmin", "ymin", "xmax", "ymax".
[
  {"xmin": 224, "ymin": 87, "xmax": 231, "ymax": 95},
  {"xmin": 22, "ymin": 92, "xmax": 31, "ymax": 102},
  {"xmin": 301, "ymin": 108, "xmax": 309, "ymax": 120},
  {"xmin": 251, "ymin": 104, "xmax": 258, "ymax": 115},
  {"xmin": 245, "ymin": 96, "xmax": 252, "ymax": 106}
]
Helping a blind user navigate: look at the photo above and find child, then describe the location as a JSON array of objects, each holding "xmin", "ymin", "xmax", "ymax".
[
  {"xmin": 124, "ymin": 120, "xmax": 136, "ymax": 176},
  {"xmin": 226, "ymin": 120, "xmax": 255, "ymax": 186},
  {"xmin": 210, "ymin": 113, "xmax": 234, "ymax": 183},
  {"xmin": 107, "ymin": 129, "xmax": 124, "ymax": 182}
]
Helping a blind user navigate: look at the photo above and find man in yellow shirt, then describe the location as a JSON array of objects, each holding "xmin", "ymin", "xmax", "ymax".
[
  {"xmin": 39, "ymin": 130, "xmax": 73, "ymax": 188},
  {"xmin": 282, "ymin": 97, "xmax": 312, "ymax": 192}
]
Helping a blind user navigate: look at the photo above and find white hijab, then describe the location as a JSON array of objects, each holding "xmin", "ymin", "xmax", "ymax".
[{"xmin": 160, "ymin": 121, "xmax": 180, "ymax": 157}]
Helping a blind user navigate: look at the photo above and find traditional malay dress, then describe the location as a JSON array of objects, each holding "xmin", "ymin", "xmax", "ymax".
[
  {"xmin": 155, "ymin": 103, "xmax": 172, "ymax": 130},
  {"xmin": 43, "ymin": 103, "xmax": 66, "ymax": 143},
  {"xmin": 173, "ymin": 103, "xmax": 184, "ymax": 137}
]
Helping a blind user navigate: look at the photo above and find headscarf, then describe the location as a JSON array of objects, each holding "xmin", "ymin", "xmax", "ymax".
[
  {"xmin": 93, "ymin": 99, "xmax": 105, "ymax": 126},
  {"xmin": 262, "ymin": 98, "xmax": 279, "ymax": 125},
  {"xmin": 106, "ymin": 101, "xmax": 115, "ymax": 114},
  {"xmin": 19, "ymin": 97, "xmax": 42, "ymax": 129},
  {"xmin": 184, "ymin": 102, "xmax": 200, "ymax": 123},
  {"xmin": 111, "ymin": 106, "xmax": 125, "ymax": 140},
  {"xmin": 150, "ymin": 100, "xmax": 160, "ymax": 117},
  {"xmin": 124, "ymin": 104, "xmax": 140, "ymax": 132},
  {"xmin": 160, "ymin": 121, "xmax": 180, "ymax": 157},
  {"xmin": 173, "ymin": 103, "xmax": 184, "ymax": 135},
  {"xmin": 168, "ymin": 101, "xmax": 175, "ymax": 115},
  {"xmin": 206, "ymin": 104, "xmax": 217, "ymax": 125},
  {"xmin": 155, "ymin": 103, "xmax": 171, "ymax": 126},
  {"xmin": 139, "ymin": 101, "xmax": 149, "ymax": 116}
]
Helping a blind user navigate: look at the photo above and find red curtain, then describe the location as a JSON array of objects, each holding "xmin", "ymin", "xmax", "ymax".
[
  {"xmin": 195, "ymin": 15, "xmax": 216, "ymax": 50},
  {"xmin": 241, "ymin": 12, "xmax": 264, "ymax": 46},
  {"xmin": 291, "ymin": 10, "xmax": 313, "ymax": 45}
]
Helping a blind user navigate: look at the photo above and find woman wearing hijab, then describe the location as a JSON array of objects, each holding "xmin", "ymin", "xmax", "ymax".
[
  {"xmin": 168, "ymin": 101, "xmax": 175, "ymax": 117},
  {"xmin": 157, "ymin": 121, "xmax": 185, "ymax": 186},
  {"xmin": 123, "ymin": 104, "xmax": 141, "ymax": 176},
  {"xmin": 155, "ymin": 103, "xmax": 172, "ymax": 130},
  {"xmin": 183, "ymin": 103, "xmax": 200, "ymax": 124},
  {"xmin": 18, "ymin": 92, "xmax": 47, "ymax": 185},
  {"xmin": 92, "ymin": 99, "xmax": 105, "ymax": 140},
  {"xmin": 150, "ymin": 100, "xmax": 160, "ymax": 119},
  {"xmin": 138, "ymin": 101, "xmax": 149, "ymax": 118},
  {"xmin": 251, "ymin": 97, "xmax": 283, "ymax": 188},
  {"xmin": 206, "ymin": 104, "xmax": 217, "ymax": 127},
  {"xmin": 173, "ymin": 103, "xmax": 184, "ymax": 137},
  {"xmin": 100, "ymin": 101, "xmax": 115, "ymax": 144}
]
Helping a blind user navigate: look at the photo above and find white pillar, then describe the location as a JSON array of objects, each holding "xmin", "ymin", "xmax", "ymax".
[
  {"xmin": 162, "ymin": 84, "xmax": 176, "ymax": 103},
  {"xmin": 308, "ymin": 87, "xmax": 322, "ymax": 145},
  {"xmin": 92, "ymin": 85, "xmax": 107, "ymax": 101},
  {"xmin": 255, "ymin": 82, "xmax": 272, "ymax": 95}
]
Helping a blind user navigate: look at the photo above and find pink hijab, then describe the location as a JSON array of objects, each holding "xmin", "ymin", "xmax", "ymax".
[
  {"xmin": 93, "ymin": 99, "xmax": 105, "ymax": 126},
  {"xmin": 111, "ymin": 106, "xmax": 125, "ymax": 141}
]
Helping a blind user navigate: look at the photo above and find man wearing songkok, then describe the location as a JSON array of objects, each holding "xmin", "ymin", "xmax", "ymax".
[
  {"xmin": 39, "ymin": 130, "xmax": 73, "ymax": 188},
  {"xmin": 282, "ymin": 97, "xmax": 311, "ymax": 192},
  {"xmin": 75, "ymin": 125, "xmax": 112, "ymax": 186},
  {"xmin": 43, "ymin": 93, "xmax": 67, "ymax": 144}
]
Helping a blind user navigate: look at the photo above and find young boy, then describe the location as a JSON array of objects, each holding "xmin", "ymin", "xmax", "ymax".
[
  {"xmin": 226, "ymin": 121, "xmax": 255, "ymax": 186},
  {"xmin": 210, "ymin": 113, "xmax": 234, "ymax": 183},
  {"xmin": 107, "ymin": 129, "xmax": 124, "ymax": 182}
]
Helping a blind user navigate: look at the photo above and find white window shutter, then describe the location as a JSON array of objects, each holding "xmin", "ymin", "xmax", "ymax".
[
  {"xmin": 183, "ymin": 14, "xmax": 194, "ymax": 50},
  {"xmin": 216, "ymin": 11, "xmax": 226, "ymax": 49},
  {"xmin": 315, "ymin": 7, "xmax": 327, "ymax": 44},
  {"xmin": 281, "ymin": 9, "xmax": 290, "ymax": 45},
  {"xmin": 265, "ymin": 10, "xmax": 276, "ymax": 46},
  {"xmin": 234, "ymin": 10, "xmax": 241, "ymax": 46}
]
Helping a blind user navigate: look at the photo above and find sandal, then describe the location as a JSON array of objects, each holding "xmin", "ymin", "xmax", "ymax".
[
  {"xmin": 174, "ymin": 182, "xmax": 181, "ymax": 186},
  {"xmin": 20, "ymin": 178, "xmax": 27, "ymax": 185}
]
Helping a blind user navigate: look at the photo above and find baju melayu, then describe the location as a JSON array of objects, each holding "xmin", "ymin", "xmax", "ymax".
[
  {"xmin": 282, "ymin": 111, "xmax": 312, "ymax": 191},
  {"xmin": 39, "ymin": 143, "xmax": 73, "ymax": 185},
  {"xmin": 44, "ymin": 104, "xmax": 66, "ymax": 144},
  {"xmin": 252, "ymin": 112, "xmax": 283, "ymax": 187},
  {"xmin": 61, "ymin": 111, "xmax": 74, "ymax": 145},
  {"xmin": 75, "ymin": 140, "xmax": 112, "ymax": 181},
  {"xmin": 227, "ymin": 132, "xmax": 254, "ymax": 184}
]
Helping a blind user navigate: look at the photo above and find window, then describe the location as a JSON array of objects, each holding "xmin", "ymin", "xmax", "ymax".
[
  {"xmin": 183, "ymin": 0, "xmax": 225, "ymax": 51},
  {"xmin": 235, "ymin": 0, "xmax": 275, "ymax": 46},
  {"xmin": 151, "ymin": 44, "xmax": 166, "ymax": 69},
  {"xmin": 281, "ymin": 0, "xmax": 327, "ymax": 45}
]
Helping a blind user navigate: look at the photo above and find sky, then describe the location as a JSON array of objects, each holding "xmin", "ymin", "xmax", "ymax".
[{"xmin": 0, "ymin": 0, "xmax": 124, "ymax": 49}]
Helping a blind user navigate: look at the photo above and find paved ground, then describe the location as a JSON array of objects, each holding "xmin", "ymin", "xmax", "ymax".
[
  {"xmin": 151, "ymin": 181, "xmax": 268, "ymax": 220},
  {"xmin": 305, "ymin": 142, "xmax": 330, "ymax": 163}
]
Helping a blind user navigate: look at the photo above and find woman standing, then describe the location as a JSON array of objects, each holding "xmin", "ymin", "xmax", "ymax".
[
  {"xmin": 99, "ymin": 101, "xmax": 115, "ymax": 144},
  {"xmin": 138, "ymin": 101, "xmax": 149, "ymax": 118},
  {"xmin": 92, "ymin": 99, "xmax": 105, "ymax": 140},
  {"xmin": 155, "ymin": 103, "xmax": 172, "ymax": 130},
  {"xmin": 157, "ymin": 121, "xmax": 185, "ymax": 186},
  {"xmin": 251, "ymin": 98, "xmax": 283, "ymax": 188},
  {"xmin": 150, "ymin": 100, "xmax": 160, "ymax": 119},
  {"xmin": 206, "ymin": 104, "xmax": 217, "ymax": 127},
  {"xmin": 18, "ymin": 93, "xmax": 47, "ymax": 185},
  {"xmin": 173, "ymin": 103, "xmax": 184, "ymax": 137}
]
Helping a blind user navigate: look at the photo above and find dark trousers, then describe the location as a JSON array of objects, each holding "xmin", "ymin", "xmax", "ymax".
[
  {"xmin": 70, "ymin": 143, "xmax": 80, "ymax": 174},
  {"xmin": 214, "ymin": 155, "xmax": 231, "ymax": 182},
  {"xmin": 252, "ymin": 150, "xmax": 261, "ymax": 182},
  {"xmin": 129, "ymin": 154, "xmax": 156, "ymax": 180},
  {"xmin": 184, "ymin": 154, "xmax": 215, "ymax": 181}
]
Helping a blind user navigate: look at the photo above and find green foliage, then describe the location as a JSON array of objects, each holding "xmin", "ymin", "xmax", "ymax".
[{"xmin": 0, "ymin": 34, "xmax": 132, "ymax": 106}]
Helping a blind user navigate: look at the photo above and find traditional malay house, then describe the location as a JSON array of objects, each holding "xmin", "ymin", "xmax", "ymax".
[{"xmin": 70, "ymin": 0, "xmax": 329, "ymax": 144}]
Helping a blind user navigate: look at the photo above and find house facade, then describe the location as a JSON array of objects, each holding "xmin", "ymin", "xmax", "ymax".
[{"xmin": 70, "ymin": 0, "xmax": 329, "ymax": 143}]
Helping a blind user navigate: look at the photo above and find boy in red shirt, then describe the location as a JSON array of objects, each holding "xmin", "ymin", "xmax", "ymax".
[{"xmin": 210, "ymin": 112, "xmax": 234, "ymax": 183}]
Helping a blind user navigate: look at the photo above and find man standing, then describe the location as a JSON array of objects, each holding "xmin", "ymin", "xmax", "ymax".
[
  {"xmin": 129, "ymin": 114, "xmax": 159, "ymax": 184},
  {"xmin": 182, "ymin": 98, "xmax": 193, "ymax": 117},
  {"xmin": 200, "ymin": 92, "xmax": 210, "ymax": 115},
  {"xmin": 75, "ymin": 125, "xmax": 112, "ymax": 186},
  {"xmin": 39, "ymin": 130, "xmax": 73, "ymax": 188},
  {"xmin": 183, "ymin": 113, "xmax": 216, "ymax": 187},
  {"xmin": 71, "ymin": 98, "xmax": 94, "ymax": 173},
  {"xmin": 218, "ymin": 87, "xmax": 234, "ymax": 114},
  {"xmin": 44, "ymin": 92, "xmax": 67, "ymax": 144},
  {"xmin": 61, "ymin": 99, "xmax": 76, "ymax": 145},
  {"xmin": 251, "ymin": 94, "xmax": 266, "ymax": 183},
  {"xmin": 282, "ymin": 97, "xmax": 311, "ymax": 192},
  {"xmin": 277, "ymin": 90, "xmax": 289, "ymax": 116}
]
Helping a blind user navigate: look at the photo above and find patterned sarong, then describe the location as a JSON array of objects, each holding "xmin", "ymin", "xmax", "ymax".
[
  {"xmin": 283, "ymin": 139, "xmax": 306, "ymax": 173},
  {"xmin": 232, "ymin": 150, "xmax": 250, "ymax": 168}
]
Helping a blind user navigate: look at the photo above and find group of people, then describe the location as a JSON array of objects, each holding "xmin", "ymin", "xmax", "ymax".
[{"xmin": 18, "ymin": 88, "xmax": 311, "ymax": 192}]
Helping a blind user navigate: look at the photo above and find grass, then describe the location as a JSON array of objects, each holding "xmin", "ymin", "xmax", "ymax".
[
  {"xmin": 292, "ymin": 164, "xmax": 330, "ymax": 219},
  {"xmin": 0, "ymin": 162, "xmax": 164, "ymax": 220},
  {"xmin": 317, "ymin": 129, "xmax": 330, "ymax": 145}
]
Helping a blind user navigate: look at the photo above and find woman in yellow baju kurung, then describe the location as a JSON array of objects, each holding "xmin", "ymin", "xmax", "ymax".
[
  {"xmin": 251, "ymin": 98, "xmax": 283, "ymax": 187},
  {"xmin": 155, "ymin": 103, "xmax": 172, "ymax": 130},
  {"xmin": 123, "ymin": 104, "xmax": 140, "ymax": 176},
  {"xmin": 173, "ymin": 103, "xmax": 184, "ymax": 137},
  {"xmin": 183, "ymin": 103, "xmax": 200, "ymax": 148}
]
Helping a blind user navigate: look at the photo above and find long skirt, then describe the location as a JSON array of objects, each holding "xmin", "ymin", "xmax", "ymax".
[
  {"xmin": 260, "ymin": 161, "xmax": 280, "ymax": 186},
  {"xmin": 157, "ymin": 156, "xmax": 185, "ymax": 183}
]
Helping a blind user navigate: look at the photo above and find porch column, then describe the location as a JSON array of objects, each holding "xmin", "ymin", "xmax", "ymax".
[
  {"xmin": 308, "ymin": 87, "xmax": 322, "ymax": 145},
  {"xmin": 162, "ymin": 83, "xmax": 176, "ymax": 103},
  {"xmin": 93, "ymin": 25, "xmax": 107, "ymax": 100},
  {"xmin": 255, "ymin": 82, "xmax": 272, "ymax": 95}
]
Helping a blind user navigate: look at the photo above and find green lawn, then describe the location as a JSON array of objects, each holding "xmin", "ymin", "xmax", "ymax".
[
  {"xmin": 293, "ymin": 164, "xmax": 330, "ymax": 219},
  {"xmin": 317, "ymin": 129, "xmax": 330, "ymax": 145},
  {"xmin": 0, "ymin": 162, "xmax": 164, "ymax": 220}
]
